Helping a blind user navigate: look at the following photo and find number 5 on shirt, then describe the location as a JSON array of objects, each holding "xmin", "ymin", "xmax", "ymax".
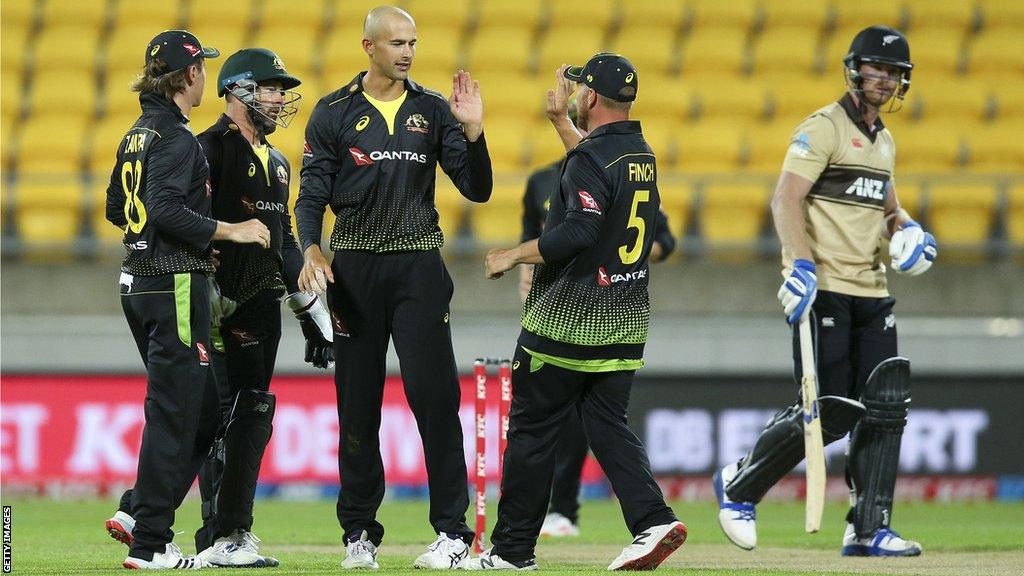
[{"xmin": 619, "ymin": 189, "xmax": 649, "ymax": 265}]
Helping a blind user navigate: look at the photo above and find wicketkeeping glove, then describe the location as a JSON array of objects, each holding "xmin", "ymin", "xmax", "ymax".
[
  {"xmin": 208, "ymin": 277, "xmax": 238, "ymax": 328},
  {"xmin": 889, "ymin": 220, "xmax": 937, "ymax": 276},
  {"xmin": 285, "ymin": 292, "xmax": 334, "ymax": 369},
  {"xmin": 777, "ymin": 258, "xmax": 817, "ymax": 325}
]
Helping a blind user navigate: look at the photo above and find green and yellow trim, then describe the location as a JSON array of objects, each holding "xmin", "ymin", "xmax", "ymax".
[
  {"xmin": 522, "ymin": 347, "xmax": 644, "ymax": 373},
  {"xmin": 174, "ymin": 273, "xmax": 192, "ymax": 348}
]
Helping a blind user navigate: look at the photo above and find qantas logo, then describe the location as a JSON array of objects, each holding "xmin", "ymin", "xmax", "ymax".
[
  {"xmin": 230, "ymin": 328, "xmax": 259, "ymax": 347},
  {"xmin": 349, "ymin": 147, "xmax": 373, "ymax": 166},
  {"xmin": 303, "ymin": 141, "xmax": 313, "ymax": 158},
  {"xmin": 196, "ymin": 342, "xmax": 210, "ymax": 363},
  {"xmin": 332, "ymin": 312, "xmax": 351, "ymax": 337},
  {"xmin": 240, "ymin": 196, "xmax": 256, "ymax": 216},
  {"xmin": 205, "ymin": 178, "xmax": 212, "ymax": 197},
  {"xmin": 851, "ymin": 138, "xmax": 863, "ymax": 149},
  {"xmin": 182, "ymin": 43, "xmax": 201, "ymax": 58},
  {"xmin": 598, "ymin": 267, "xmax": 648, "ymax": 286},
  {"xmin": 597, "ymin": 266, "xmax": 611, "ymax": 286},
  {"xmin": 577, "ymin": 190, "xmax": 602, "ymax": 215}
]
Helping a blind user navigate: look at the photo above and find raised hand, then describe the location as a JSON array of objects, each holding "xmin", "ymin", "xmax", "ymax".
[{"xmin": 449, "ymin": 69, "xmax": 483, "ymax": 141}]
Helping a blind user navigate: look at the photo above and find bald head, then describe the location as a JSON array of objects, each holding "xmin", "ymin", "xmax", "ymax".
[{"xmin": 363, "ymin": 6, "xmax": 415, "ymax": 41}]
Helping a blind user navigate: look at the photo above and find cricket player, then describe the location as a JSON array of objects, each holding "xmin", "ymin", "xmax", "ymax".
[
  {"xmin": 104, "ymin": 30, "xmax": 269, "ymax": 570},
  {"xmin": 294, "ymin": 6, "xmax": 492, "ymax": 570},
  {"xmin": 713, "ymin": 26, "xmax": 936, "ymax": 556},
  {"xmin": 190, "ymin": 47, "xmax": 334, "ymax": 568},
  {"xmin": 471, "ymin": 53, "xmax": 686, "ymax": 571}
]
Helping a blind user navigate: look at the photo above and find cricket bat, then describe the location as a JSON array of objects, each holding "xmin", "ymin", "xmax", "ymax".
[{"xmin": 799, "ymin": 316, "xmax": 825, "ymax": 533}]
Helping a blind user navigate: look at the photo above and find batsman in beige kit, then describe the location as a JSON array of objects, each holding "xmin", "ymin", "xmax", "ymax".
[{"xmin": 714, "ymin": 25, "xmax": 939, "ymax": 558}]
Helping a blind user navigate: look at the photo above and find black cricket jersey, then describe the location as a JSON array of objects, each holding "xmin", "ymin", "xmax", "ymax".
[
  {"xmin": 521, "ymin": 158, "xmax": 676, "ymax": 259},
  {"xmin": 106, "ymin": 92, "xmax": 217, "ymax": 275},
  {"xmin": 519, "ymin": 120, "xmax": 660, "ymax": 362},
  {"xmin": 295, "ymin": 73, "xmax": 492, "ymax": 253},
  {"xmin": 197, "ymin": 115, "xmax": 303, "ymax": 303}
]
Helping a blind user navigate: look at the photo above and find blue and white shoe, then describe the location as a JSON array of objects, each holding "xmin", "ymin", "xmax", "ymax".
[
  {"xmin": 713, "ymin": 463, "xmax": 757, "ymax": 550},
  {"xmin": 203, "ymin": 530, "xmax": 279, "ymax": 568},
  {"xmin": 841, "ymin": 524, "xmax": 922, "ymax": 556}
]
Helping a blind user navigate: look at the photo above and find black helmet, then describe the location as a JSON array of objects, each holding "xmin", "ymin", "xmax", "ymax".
[
  {"xmin": 843, "ymin": 26, "xmax": 913, "ymax": 108},
  {"xmin": 217, "ymin": 48, "xmax": 301, "ymax": 97},
  {"xmin": 217, "ymin": 48, "xmax": 301, "ymax": 134}
]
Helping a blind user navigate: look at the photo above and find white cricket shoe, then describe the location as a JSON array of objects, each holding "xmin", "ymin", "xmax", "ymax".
[
  {"xmin": 204, "ymin": 530, "xmax": 280, "ymax": 568},
  {"xmin": 413, "ymin": 533, "xmax": 470, "ymax": 569},
  {"xmin": 341, "ymin": 531, "xmax": 380, "ymax": 570},
  {"xmin": 607, "ymin": 521, "xmax": 687, "ymax": 571},
  {"xmin": 713, "ymin": 462, "xmax": 757, "ymax": 550},
  {"xmin": 106, "ymin": 510, "xmax": 135, "ymax": 546},
  {"xmin": 123, "ymin": 543, "xmax": 202, "ymax": 570},
  {"xmin": 539, "ymin": 513, "xmax": 580, "ymax": 537},
  {"xmin": 460, "ymin": 549, "xmax": 537, "ymax": 571},
  {"xmin": 841, "ymin": 524, "xmax": 922, "ymax": 557}
]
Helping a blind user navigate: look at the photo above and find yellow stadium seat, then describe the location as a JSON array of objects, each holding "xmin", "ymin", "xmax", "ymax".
[
  {"xmin": 13, "ymin": 177, "xmax": 84, "ymax": 244},
  {"xmin": 676, "ymin": 121, "xmax": 744, "ymax": 173},
  {"xmin": 466, "ymin": 25, "xmax": 534, "ymax": 75},
  {"xmin": 472, "ymin": 0, "xmax": 546, "ymax": 29},
  {"xmin": 988, "ymin": 77, "xmax": 1024, "ymax": 120},
  {"xmin": 480, "ymin": 118, "xmax": 529, "ymax": 171},
  {"xmin": 434, "ymin": 172, "xmax": 469, "ymax": 242},
  {"xmin": 333, "ymin": 0, "xmax": 396, "ymax": 28},
  {"xmin": 639, "ymin": 120, "xmax": 679, "ymax": 167},
  {"xmin": 104, "ymin": 26, "xmax": 170, "ymax": 75},
  {"xmin": 831, "ymin": 2, "xmax": 902, "ymax": 31},
  {"xmin": 111, "ymin": 0, "xmax": 182, "ymax": 30},
  {"xmin": 31, "ymin": 24, "xmax": 101, "ymax": 72},
  {"xmin": 699, "ymin": 182, "xmax": 770, "ymax": 246},
  {"xmin": 321, "ymin": 25, "xmax": 372, "ymax": 81},
  {"xmin": 745, "ymin": 121, "xmax": 798, "ymax": 172},
  {"xmin": 630, "ymin": 75, "xmax": 690, "ymax": 124},
  {"xmin": 1005, "ymin": 184, "xmax": 1024, "ymax": 248},
  {"xmin": 927, "ymin": 183, "xmax": 997, "ymax": 247},
  {"xmin": 2, "ymin": 23, "xmax": 29, "ymax": 74},
  {"xmin": 258, "ymin": 0, "xmax": 329, "ymax": 28},
  {"xmin": 406, "ymin": 23, "xmax": 461, "ymax": 75},
  {"xmin": 610, "ymin": 26, "xmax": 680, "ymax": 77},
  {"xmin": 547, "ymin": 0, "xmax": 617, "ymax": 29},
  {"xmin": 182, "ymin": 24, "xmax": 247, "ymax": 64},
  {"xmin": 1, "ymin": 115, "xmax": 16, "ymax": 159},
  {"xmin": 766, "ymin": 76, "xmax": 843, "ymax": 119},
  {"xmin": 887, "ymin": 123, "xmax": 963, "ymax": 173},
  {"xmin": 760, "ymin": 0, "xmax": 829, "ymax": 31},
  {"xmin": 688, "ymin": 73, "xmax": 769, "ymax": 122},
  {"xmin": 620, "ymin": 1, "xmax": 686, "ymax": 30},
  {"xmin": 1, "ymin": 1, "xmax": 35, "ymax": 29},
  {"xmin": 824, "ymin": 26, "xmax": 864, "ymax": 73},
  {"xmin": 471, "ymin": 71, "xmax": 546, "ymax": 120},
  {"xmin": 679, "ymin": 28, "xmax": 747, "ymax": 75},
  {"xmin": 909, "ymin": 73, "xmax": 988, "ymax": 121},
  {"xmin": 471, "ymin": 182, "xmax": 522, "ymax": 244},
  {"xmin": 30, "ymin": 69, "xmax": 98, "ymax": 117},
  {"xmin": 403, "ymin": 0, "xmax": 474, "ymax": 30},
  {"xmin": 751, "ymin": 27, "xmax": 818, "ymax": 75},
  {"xmin": 904, "ymin": 0, "xmax": 978, "ymax": 30},
  {"xmin": 87, "ymin": 171, "xmax": 129, "ymax": 246},
  {"xmin": 963, "ymin": 122, "xmax": 1024, "ymax": 172},
  {"xmin": 979, "ymin": 0, "xmax": 1024, "ymax": 30},
  {"xmin": 893, "ymin": 179, "xmax": 924, "ymax": 218},
  {"xmin": 658, "ymin": 180, "xmax": 695, "ymax": 239},
  {"xmin": 187, "ymin": 0, "xmax": 256, "ymax": 30},
  {"xmin": 88, "ymin": 117, "xmax": 133, "ymax": 175},
  {"xmin": 250, "ymin": 25, "xmax": 317, "ymax": 79},
  {"xmin": 903, "ymin": 28, "xmax": 965, "ymax": 76},
  {"xmin": 536, "ymin": 26, "xmax": 607, "ymax": 79},
  {"xmin": 16, "ymin": 115, "xmax": 88, "ymax": 175},
  {"xmin": 685, "ymin": 0, "xmax": 758, "ymax": 31},
  {"xmin": 526, "ymin": 120, "xmax": 568, "ymax": 170},
  {"xmin": 409, "ymin": 69, "xmax": 457, "ymax": 95},
  {"xmin": 967, "ymin": 29, "xmax": 1024, "ymax": 75},
  {"xmin": 39, "ymin": 0, "xmax": 109, "ymax": 28},
  {"xmin": 1, "ymin": 67, "xmax": 24, "ymax": 120}
]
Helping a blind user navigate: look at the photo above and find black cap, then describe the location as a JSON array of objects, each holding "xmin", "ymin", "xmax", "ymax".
[
  {"xmin": 145, "ymin": 30, "xmax": 220, "ymax": 76},
  {"xmin": 844, "ymin": 26, "xmax": 912, "ymax": 71},
  {"xmin": 218, "ymin": 48, "xmax": 302, "ymax": 97},
  {"xmin": 564, "ymin": 52, "xmax": 638, "ymax": 103}
]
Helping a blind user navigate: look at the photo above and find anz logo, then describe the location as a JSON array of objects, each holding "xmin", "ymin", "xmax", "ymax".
[{"xmin": 844, "ymin": 177, "xmax": 885, "ymax": 200}]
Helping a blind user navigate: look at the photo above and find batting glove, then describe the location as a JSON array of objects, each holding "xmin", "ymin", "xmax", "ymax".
[
  {"xmin": 285, "ymin": 292, "xmax": 334, "ymax": 369},
  {"xmin": 889, "ymin": 220, "xmax": 937, "ymax": 276},
  {"xmin": 778, "ymin": 259, "xmax": 817, "ymax": 325}
]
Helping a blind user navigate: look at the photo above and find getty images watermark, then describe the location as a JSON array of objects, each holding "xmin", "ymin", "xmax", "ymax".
[{"xmin": 3, "ymin": 505, "xmax": 10, "ymax": 573}]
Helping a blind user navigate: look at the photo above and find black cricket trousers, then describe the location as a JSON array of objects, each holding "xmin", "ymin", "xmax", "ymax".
[
  {"xmin": 491, "ymin": 346, "xmax": 677, "ymax": 562},
  {"xmin": 120, "ymin": 272, "xmax": 219, "ymax": 560},
  {"xmin": 328, "ymin": 248, "xmax": 472, "ymax": 546}
]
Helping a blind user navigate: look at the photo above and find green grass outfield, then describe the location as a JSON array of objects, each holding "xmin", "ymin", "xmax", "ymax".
[{"xmin": 4, "ymin": 497, "xmax": 1023, "ymax": 575}]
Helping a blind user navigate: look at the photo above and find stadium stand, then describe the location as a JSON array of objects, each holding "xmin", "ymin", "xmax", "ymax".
[{"xmin": 0, "ymin": 0, "xmax": 1018, "ymax": 258}]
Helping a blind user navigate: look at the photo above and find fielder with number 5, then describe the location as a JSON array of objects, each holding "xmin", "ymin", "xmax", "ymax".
[{"xmin": 713, "ymin": 26, "xmax": 936, "ymax": 557}]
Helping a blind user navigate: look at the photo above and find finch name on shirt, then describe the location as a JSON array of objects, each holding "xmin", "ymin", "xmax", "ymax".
[{"xmin": 628, "ymin": 162, "xmax": 655, "ymax": 182}]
